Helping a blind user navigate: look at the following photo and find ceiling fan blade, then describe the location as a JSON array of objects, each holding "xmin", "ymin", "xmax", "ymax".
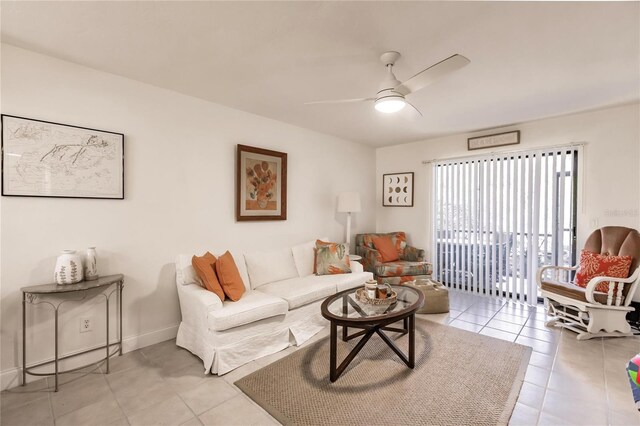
[
  {"xmin": 304, "ymin": 98, "xmax": 374, "ymax": 105},
  {"xmin": 395, "ymin": 54, "xmax": 470, "ymax": 96},
  {"xmin": 405, "ymin": 100, "xmax": 423, "ymax": 117}
]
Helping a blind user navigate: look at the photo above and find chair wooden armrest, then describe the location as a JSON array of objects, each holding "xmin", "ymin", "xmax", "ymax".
[
  {"xmin": 536, "ymin": 264, "xmax": 578, "ymax": 287},
  {"xmin": 584, "ymin": 268, "xmax": 640, "ymax": 306}
]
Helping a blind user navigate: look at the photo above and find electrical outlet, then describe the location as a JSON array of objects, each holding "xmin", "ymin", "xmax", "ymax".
[{"xmin": 80, "ymin": 317, "xmax": 93, "ymax": 333}]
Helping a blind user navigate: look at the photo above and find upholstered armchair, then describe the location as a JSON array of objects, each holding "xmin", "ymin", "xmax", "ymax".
[
  {"xmin": 537, "ymin": 226, "xmax": 640, "ymax": 340},
  {"xmin": 355, "ymin": 232, "xmax": 433, "ymax": 284}
]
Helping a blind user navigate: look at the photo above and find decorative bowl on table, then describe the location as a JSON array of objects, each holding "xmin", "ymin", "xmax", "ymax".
[{"xmin": 355, "ymin": 288, "xmax": 398, "ymax": 307}]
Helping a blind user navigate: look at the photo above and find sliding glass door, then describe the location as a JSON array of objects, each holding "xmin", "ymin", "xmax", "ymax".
[{"xmin": 433, "ymin": 147, "xmax": 579, "ymax": 304}]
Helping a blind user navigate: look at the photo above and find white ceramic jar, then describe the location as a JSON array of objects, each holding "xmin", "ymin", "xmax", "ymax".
[
  {"xmin": 84, "ymin": 247, "xmax": 98, "ymax": 281},
  {"xmin": 54, "ymin": 250, "xmax": 84, "ymax": 285}
]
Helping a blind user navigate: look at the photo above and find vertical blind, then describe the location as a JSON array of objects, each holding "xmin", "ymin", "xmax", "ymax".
[{"xmin": 432, "ymin": 146, "xmax": 580, "ymax": 304}]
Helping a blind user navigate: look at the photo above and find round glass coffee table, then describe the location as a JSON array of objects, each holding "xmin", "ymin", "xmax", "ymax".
[{"xmin": 320, "ymin": 285, "xmax": 424, "ymax": 382}]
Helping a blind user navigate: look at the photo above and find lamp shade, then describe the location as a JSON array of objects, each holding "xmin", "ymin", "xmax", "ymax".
[{"xmin": 337, "ymin": 192, "xmax": 361, "ymax": 213}]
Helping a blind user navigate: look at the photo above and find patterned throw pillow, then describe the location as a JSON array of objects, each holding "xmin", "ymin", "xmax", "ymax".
[
  {"xmin": 315, "ymin": 241, "xmax": 351, "ymax": 275},
  {"xmin": 575, "ymin": 250, "xmax": 632, "ymax": 293}
]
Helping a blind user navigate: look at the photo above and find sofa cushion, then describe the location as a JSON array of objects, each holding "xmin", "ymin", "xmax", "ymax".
[
  {"xmin": 176, "ymin": 254, "xmax": 200, "ymax": 286},
  {"xmin": 256, "ymin": 276, "xmax": 337, "ymax": 309},
  {"xmin": 217, "ymin": 251, "xmax": 247, "ymax": 301},
  {"xmin": 540, "ymin": 279, "xmax": 612, "ymax": 305},
  {"xmin": 309, "ymin": 271, "xmax": 373, "ymax": 293},
  {"xmin": 315, "ymin": 241, "xmax": 351, "ymax": 275},
  {"xmin": 244, "ymin": 247, "xmax": 299, "ymax": 289},
  {"xmin": 375, "ymin": 261, "xmax": 431, "ymax": 277},
  {"xmin": 192, "ymin": 252, "xmax": 225, "ymax": 301},
  {"xmin": 372, "ymin": 236, "xmax": 400, "ymax": 262},
  {"xmin": 207, "ymin": 290, "xmax": 288, "ymax": 331},
  {"xmin": 292, "ymin": 237, "xmax": 328, "ymax": 277},
  {"xmin": 228, "ymin": 251, "xmax": 251, "ymax": 290},
  {"xmin": 575, "ymin": 250, "xmax": 632, "ymax": 293},
  {"xmin": 362, "ymin": 232, "xmax": 407, "ymax": 256}
]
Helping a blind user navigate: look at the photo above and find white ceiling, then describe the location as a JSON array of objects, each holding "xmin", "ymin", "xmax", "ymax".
[{"xmin": 1, "ymin": 1, "xmax": 639, "ymax": 147}]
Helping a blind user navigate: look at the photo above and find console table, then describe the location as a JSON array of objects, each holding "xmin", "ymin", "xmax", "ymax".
[{"xmin": 21, "ymin": 274, "xmax": 124, "ymax": 391}]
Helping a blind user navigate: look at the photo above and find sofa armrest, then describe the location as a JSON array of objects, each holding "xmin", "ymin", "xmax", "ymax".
[
  {"xmin": 356, "ymin": 246, "xmax": 382, "ymax": 273},
  {"xmin": 176, "ymin": 283, "xmax": 223, "ymax": 328},
  {"xmin": 350, "ymin": 259, "xmax": 364, "ymax": 274},
  {"xmin": 402, "ymin": 245, "xmax": 425, "ymax": 262}
]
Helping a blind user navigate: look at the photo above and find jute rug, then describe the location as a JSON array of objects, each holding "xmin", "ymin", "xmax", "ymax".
[{"xmin": 235, "ymin": 319, "xmax": 531, "ymax": 426}]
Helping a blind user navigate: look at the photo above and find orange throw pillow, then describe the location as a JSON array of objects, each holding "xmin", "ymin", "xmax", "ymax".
[
  {"xmin": 575, "ymin": 250, "xmax": 632, "ymax": 293},
  {"xmin": 372, "ymin": 236, "xmax": 400, "ymax": 262},
  {"xmin": 192, "ymin": 252, "xmax": 225, "ymax": 302},
  {"xmin": 216, "ymin": 251, "xmax": 246, "ymax": 301}
]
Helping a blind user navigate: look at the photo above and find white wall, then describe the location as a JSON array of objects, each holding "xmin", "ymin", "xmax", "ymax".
[
  {"xmin": 376, "ymin": 103, "xmax": 640, "ymax": 270},
  {"xmin": 0, "ymin": 44, "xmax": 376, "ymax": 389}
]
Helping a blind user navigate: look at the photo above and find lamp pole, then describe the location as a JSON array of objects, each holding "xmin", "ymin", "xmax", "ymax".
[{"xmin": 346, "ymin": 211, "xmax": 352, "ymax": 252}]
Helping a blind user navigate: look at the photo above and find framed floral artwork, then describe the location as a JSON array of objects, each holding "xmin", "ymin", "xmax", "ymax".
[{"xmin": 236, "ymin": 144, "xmax": 287, "ymax": 221}]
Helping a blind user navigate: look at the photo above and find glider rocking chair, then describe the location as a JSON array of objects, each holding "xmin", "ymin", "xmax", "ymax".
[{"xmin": 537, "ymin": 226, "xmax": 640, "ymax": 340}]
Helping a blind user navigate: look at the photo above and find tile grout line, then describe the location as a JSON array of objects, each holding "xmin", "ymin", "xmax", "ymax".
[
  {"xmin": 46, "ymin": 380, "xmax": 56, "ymax": 426},
  {"xmin": 601, "ymin": 338, "xmax": 612, "ymax": 426},
  {"xmin": 533, "ymin": 319, "xmax": 564, "ymax": 426},
  {"xmin": 137, "ymin": 346, "xmax": 203, "ymax": 424},
  {"xmin": 101, "ymin": 354, "xmax": 137, "ymax": 425}
]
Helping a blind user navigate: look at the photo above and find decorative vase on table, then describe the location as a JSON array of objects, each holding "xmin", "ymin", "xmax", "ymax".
[
  {"xmin": 54, "ymin": 250, "xmax": 84, "ymax": 285},
  {"xmin": 84, "ymin": 247, "xmax": 99, "ymax": 281}
]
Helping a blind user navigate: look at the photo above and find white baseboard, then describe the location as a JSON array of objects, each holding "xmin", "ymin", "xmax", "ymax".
[{"xmin": 1, "ymin": 323, "xmax": 179, "ymax": 391}]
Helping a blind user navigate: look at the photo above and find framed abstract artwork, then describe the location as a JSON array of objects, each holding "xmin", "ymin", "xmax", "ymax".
[
  {"xmin": 383, "ymin": 172, "xmax": 414, "ymax": 207},
  {"xmin": 236, "ymin": 144, "xmax": 287, "ymax": 221},
  {"xmin": 1, "ymin": 114, "xmax": 124, "ymax": 199}
]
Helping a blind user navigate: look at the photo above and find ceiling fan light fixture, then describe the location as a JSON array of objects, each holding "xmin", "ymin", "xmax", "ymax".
[{"xmin": 374, "ymin": 96, "xmax": 406, "ymax": 113}]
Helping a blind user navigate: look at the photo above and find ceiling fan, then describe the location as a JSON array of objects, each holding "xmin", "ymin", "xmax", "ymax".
[{"xmin": 305, "ymin": 51, "xmax": 470, "ymax": 116}]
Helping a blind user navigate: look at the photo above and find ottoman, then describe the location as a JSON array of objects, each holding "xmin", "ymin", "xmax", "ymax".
[{"xmin": 405, "ymin": 278, "xmax": 450, "ymax": 314}]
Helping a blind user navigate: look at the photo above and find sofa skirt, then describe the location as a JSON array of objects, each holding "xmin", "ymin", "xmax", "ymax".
[{"xmin": 176, "ymin": 300, "xmax": 327, "ymax": 375}]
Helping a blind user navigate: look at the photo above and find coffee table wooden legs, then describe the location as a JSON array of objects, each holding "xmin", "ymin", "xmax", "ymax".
[
  {"xmin": 408, "ymin": 313, "xmax": 415, "ymax": 368},
  {"xmin": 329, "ymin": 314, "xmax": 416, "ymax": 382}
]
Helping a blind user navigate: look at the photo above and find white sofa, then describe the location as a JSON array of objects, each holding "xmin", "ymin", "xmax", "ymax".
[{"xmin": 174, "ymin": 238, "xmax": 373, "ymax": 375}]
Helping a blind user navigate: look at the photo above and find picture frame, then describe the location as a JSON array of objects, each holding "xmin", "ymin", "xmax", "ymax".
[
  {"xmin": 1, "ymin": 114, "xmax": 124, "ymax": 199},
  {"xmin": 468, "ymin": 130, "xmax": 520, "ymax": 151},
  {"xmin": 383, "ymin": 172, "xmax": 414, "ymax": 207},
  {"xmin": 236, "ymin": 144, "xmax": 287, "ymax": 221}
]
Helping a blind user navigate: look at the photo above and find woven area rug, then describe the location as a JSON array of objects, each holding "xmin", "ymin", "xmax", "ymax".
[{"xmin": 235, "ymin": 319, "xmax": 531, "ymax": 426}]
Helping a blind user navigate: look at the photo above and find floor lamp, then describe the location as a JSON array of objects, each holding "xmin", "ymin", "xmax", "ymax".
[{"xmin": 337, "ymin": 192, "xmax": 361, "ymax": 254}]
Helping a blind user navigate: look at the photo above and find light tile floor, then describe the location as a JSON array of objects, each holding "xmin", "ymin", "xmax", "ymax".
[{"xmin": 2, "ymin": 289, "xmax": 639, "ymax": 425}]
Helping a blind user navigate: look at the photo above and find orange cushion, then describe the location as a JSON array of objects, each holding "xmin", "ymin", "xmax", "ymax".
[
  {"xmin": 575, "ymin": 250, "xmax": 632, "ymax": 293},
  {"xmin": 192, "ymin": 252, "xmax": 225, "ymax": 302},
  {"xmin": 372, "ymin": 236, "xmax": 400, "ymax": 262},
  {"xmin": 216, "ymin": 251, "xmax": 246, "ymax": 301}
]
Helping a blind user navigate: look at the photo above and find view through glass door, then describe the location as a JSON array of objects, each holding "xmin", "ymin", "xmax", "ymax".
[{"xmin": 432, "ymin": 147, "xmax": 579, "ymax": 304}]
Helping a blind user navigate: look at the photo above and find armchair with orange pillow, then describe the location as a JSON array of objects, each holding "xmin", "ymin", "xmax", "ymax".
[{"xmin": 355, "ymin": 232, "xmax": 433, "ymax": 284}]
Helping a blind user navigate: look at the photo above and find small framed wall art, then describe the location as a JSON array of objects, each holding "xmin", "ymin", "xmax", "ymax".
[
  {"xmin": 383, "ymin": 172, "xmax": 414, "ymax": 207},
  {"xmin": 236, "ymin": 144, "xmax": 287, "ymax": 221},
  {"xmin": 468, "ymin": 130, "xmax": 520, "ymax": 151},
  {"xmin": 1, "ymin": 114, "xmax": 124, "ymax": 199}
]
